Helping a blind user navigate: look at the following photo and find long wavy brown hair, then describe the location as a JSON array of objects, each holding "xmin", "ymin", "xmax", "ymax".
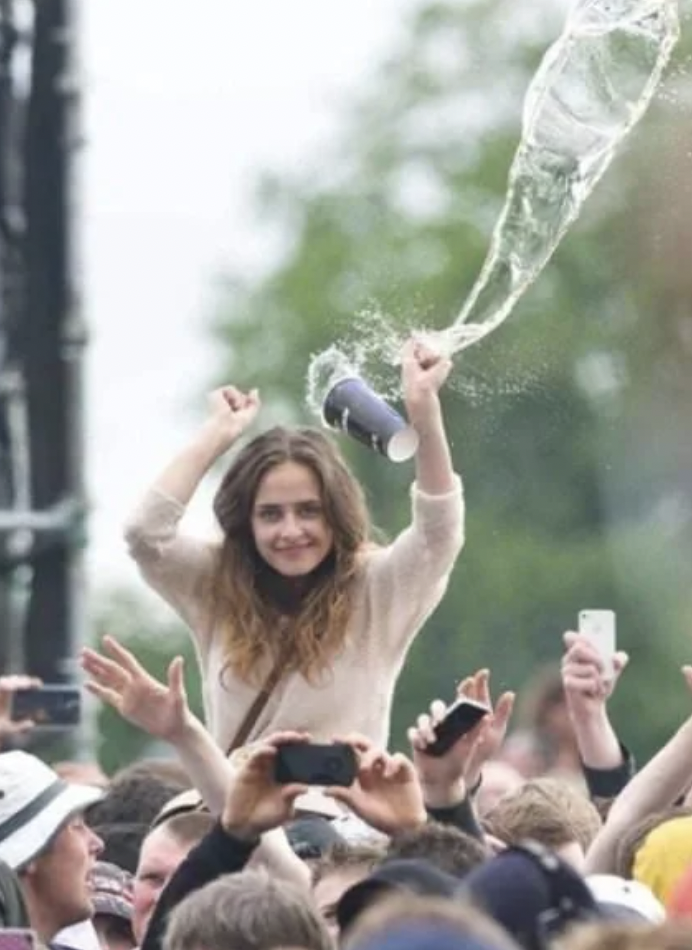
[{"xmin": 211, "ymin": 426, "xmax": 371, "ymax": 685}]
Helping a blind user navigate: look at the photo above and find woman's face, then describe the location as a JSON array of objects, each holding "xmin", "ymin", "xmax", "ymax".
[{"xmin": 251, "ymin": 460, "xmax": 334, "ymax": 578}]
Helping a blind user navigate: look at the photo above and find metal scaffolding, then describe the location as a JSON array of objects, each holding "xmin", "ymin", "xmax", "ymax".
[{"xmin": 0, "ymin": 0, "xmax": 86, "ymax": 683}]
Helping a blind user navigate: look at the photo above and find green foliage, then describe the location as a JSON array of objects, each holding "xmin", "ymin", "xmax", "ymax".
[{"xmin": 97, "ymin": 0, "xmax": 692, "ymax": 766}]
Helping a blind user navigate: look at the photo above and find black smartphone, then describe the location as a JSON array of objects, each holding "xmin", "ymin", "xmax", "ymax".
[
  {"xmin": 274, "ymin": 742, "xmax": 357, "ymax": 787},
  {"xmin": 424, "ymin": 697, "xmax": 489, "ymax": 757},
  {"xmin": 11, "ymin": 685, "xmax": 81, "ymax": 729},
  {"xmin": 0, "ymin": 931, "xmax": 38, "ymax": 950}
]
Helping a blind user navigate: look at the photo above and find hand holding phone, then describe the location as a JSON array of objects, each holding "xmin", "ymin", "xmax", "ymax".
[
  {"xmin": 578, "ymin": 609, "xmax": 616, "ymax": 679},
  {"xmin": 273, "ymin": 742, "xmax": 357, "ymax": 787},
  {"xmin": 11, "ymin": 685, "xmax": 81, "ymax": 729},
  {"xmin": 424, "ymin": 697, "xmax": 490, "ymax": 757}
]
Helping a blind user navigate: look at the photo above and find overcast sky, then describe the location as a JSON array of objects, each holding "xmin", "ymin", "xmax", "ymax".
[{"xmin": 82, "ymin": 1, "xmax": 415, "ymax": 587}]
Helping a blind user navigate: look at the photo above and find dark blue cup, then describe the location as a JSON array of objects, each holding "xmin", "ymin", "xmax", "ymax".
[{"xmin": 322, "ymin": 376, "xmax": 419, "ymax": 462}]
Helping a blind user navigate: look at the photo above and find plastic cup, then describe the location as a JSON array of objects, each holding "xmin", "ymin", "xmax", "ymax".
[{"xmin": 322, "ymin": 376, "xmax": 419, "ymax": 463}]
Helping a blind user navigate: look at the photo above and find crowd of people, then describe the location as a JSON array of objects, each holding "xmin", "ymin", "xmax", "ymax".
[{"xmin": 3, "ymin": 340, "xmax": 692, "ymax": 950}]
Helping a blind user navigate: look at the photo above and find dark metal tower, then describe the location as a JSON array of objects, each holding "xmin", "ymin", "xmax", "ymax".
[{"xmin": 0, "ymin": 0, "xmax": 86, "ymax": 685}]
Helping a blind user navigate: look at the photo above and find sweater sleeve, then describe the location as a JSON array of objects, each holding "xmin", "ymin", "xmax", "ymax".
[
  {"xmin": 363, "ymin": 475, "xmax": 465, "ymax": 653},
  {"xmin": 124, "ymin": 488, "xmax": 220, "ymax": 648},
  {"xmin": 139, "ymin": 824, "xmax": 257, "ymax": 950}
]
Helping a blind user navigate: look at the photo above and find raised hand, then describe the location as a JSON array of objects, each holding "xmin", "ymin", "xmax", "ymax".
[
  {"xmin": 407, "ymin": 670, "xmax": 514, "ymax": 807},
  {"xmin": 408, "ymin": 697, "xmax": 486, "ymax": 809},
  {"xmin": 401, "ymin": 338, "xmax": 452, "ymax": 427},
  {"xmin": 458, "ymin": 669, "xmax": 515, "ymax": 790},
  {"xmin": 561, "ymin": 631, "xmax": 627, "ymax": 770},
  {"xmin": 81, "ymin": 635, "xmax": 194, "ymax": 743},
  {"xmin": 562, "ymin": 631, "xmax": 628, "ymax": 720},
  {"xmin": 326, "ymin": 734, "xmax": 427, "ymax": 835},
  {"xmin": 0, "ymin": 674, "xmax": 43, "ymax": 742},
  {"xmin": 222, "ymin": 732, "xmax": 311, "ymax": 841},
  {"xmin": 204, "ymin": 385, "xmax": 261, "ymax": 449}
]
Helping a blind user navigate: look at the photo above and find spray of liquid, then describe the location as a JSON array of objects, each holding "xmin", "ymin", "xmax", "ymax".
[{"xmin": 307, "ymin": 0, "xmax": 680, "ymax": 412}]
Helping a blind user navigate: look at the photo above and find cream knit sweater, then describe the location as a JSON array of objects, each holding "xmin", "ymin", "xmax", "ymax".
[{"xmin": 124, "ymin": 478, "xmax": 464, "ymax": 751}]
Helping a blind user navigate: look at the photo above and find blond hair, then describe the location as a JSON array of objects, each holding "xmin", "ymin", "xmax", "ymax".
[
  {"xmin": 343, "ymin": 893, "xmax": 520, "ymax": 950},
  {"xmin": 558, "ymin": 922, "xmax": 692, "ymax": 950},
  {"xmin": 484, "ymin": 776, "xmax": 602, "ymax": 853}
]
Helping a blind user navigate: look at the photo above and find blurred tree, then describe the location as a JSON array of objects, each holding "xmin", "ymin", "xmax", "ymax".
[
  {"xmin": 207, "ymin": 0, "xmax": 692, "ymax": 758},
  {"xmin": 94, "ymin": 0, "xmax": 692, "ymax": 765}
]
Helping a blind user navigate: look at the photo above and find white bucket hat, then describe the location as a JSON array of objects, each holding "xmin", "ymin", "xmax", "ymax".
[
  {"xmin": 0, "ymin": 751, "xmax": 103, "ymax": 871},
  {"xmin": 587, "ymin": 873, "xmax": 666, "ymax": 923}
]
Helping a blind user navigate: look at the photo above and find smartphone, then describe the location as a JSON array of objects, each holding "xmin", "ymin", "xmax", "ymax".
[
  {"xmin": 578, "ymin": 609, "xmax": 616, "ymax": 678},
  {"xmin": 274, "ymin": 742, "xmax": 357, "ymax": 787},
  {"xmin": 425, "ymin": 697, "xmax": 490, "ymax": 758},
  {"xmin": 0, "ymin": 931, "xmax": 38, "ymax": 950},
  {"xmin": 11, "ymin": 685, "xmax": 81, "ymax": 729}
]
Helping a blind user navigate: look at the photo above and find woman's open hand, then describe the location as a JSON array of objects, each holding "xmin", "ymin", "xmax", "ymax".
[{"xmin": 81, "ymin": 635, "xmax": 195, "ymax": 743}]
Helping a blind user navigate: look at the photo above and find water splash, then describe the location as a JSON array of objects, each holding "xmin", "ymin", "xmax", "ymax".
[
  {"xmin": 307, "ymin": 0, "xmax": 680, "ymax": 413},
  {"xmin": 430, "ymin": 0, "xmax": 681, "ymax": 357},
  {"xmin": 306, "ymin": 308, "xmax": 418, "ymax": 416}
]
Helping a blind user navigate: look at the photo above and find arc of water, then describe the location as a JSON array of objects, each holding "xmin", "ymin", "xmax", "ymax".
[{"xmin": 432, "ymin": 0, "xmax": 680, "ymax": 356}]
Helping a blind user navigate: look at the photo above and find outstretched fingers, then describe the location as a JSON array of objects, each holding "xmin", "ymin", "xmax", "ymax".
[
  {"xmin": 80, "ymin": 647, "xmax": 129, "ymax": 690},
  {"xmin": 167, "ymin": 656, "xmax": 187, "ymax": 697},
  {"xmin": 494, "ymin": 691, "xmax": 516, "ymax": 726},
  {"xmin": 102, "ymin": 635, "xmax": 147, "ymax": 676},
  {"xmin": 84, "ymin": 679, "xmax": 123, "ymax": 710}
]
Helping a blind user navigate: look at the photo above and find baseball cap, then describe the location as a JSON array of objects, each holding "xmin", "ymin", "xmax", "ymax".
[{"xmin": 461, "ymin": 840, "xmax": 600, "ymax": 950}]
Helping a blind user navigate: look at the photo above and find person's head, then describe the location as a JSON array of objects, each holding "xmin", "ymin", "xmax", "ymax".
[
  {"xmin": 132, "ymin": 810, "xmax": 214, "ymax": 944},
  {"xmin": 91, "ymin": 821, "xmax": 151, "ymax": 875},
  {"xmin": 483, "ymin": 778, "xmax": 601, "ymax": 871},
  {"xmin": 284, "ymin": 814, "xmax": 346, "ymax": 863},
  {"xmin": 336, "ymin": 858, "xmax": 461, "ymax": 937},
  {"xmin": 475, "ymin": 761, "xmax": 525, "ymax": 817},
  {"xmin": 163, "ymin": 869, "xmax": 332, "ymax": 950},
  {"xmin": 386, "ymin": 823, "xmax": 488, "ymax": 878},
  {"xmin": 212, "ymin": 426, "xmax": 371, "ymax": 683},
  {"xmin": 517, "ymin": 667, "xmax": 574, "ymax": 749},
  {"xmin": 461, "ymin": 841, "xmax": 600, "ymax": 950},
  {"xmin": 85, "ymin": 759, "xmax": 190, "ymax": 829},
  {"xmin": 0, "ymin": 751, "xmax": 104, "ymax": 942},
  {"xmin": 311, "ymin": 841, "xmax": 387, "ymax": 939},
  {"xmin": 557, "ymin": 921, "xmax": 692, "ymax": 950},
  {"xmin": 342, "ymin": 893, "xmax": 521, "ymax": 950},
  {"xmin": 89, "ymin": 860, "xmax": 135, "ymax": 950},
  {"xmin": 621, "ymin": 811, "xmax": 692, "ymax": 905}
]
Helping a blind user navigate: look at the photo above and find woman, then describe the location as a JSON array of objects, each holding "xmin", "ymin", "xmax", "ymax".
[{"xmin": 123, "ymin": 339, "xmax": 464, "ymax": 751}]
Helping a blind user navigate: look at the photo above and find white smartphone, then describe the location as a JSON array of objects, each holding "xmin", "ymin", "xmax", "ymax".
[{"xmin": 578, "ymin": 609, "xmax": 616, "ymax": 678}]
